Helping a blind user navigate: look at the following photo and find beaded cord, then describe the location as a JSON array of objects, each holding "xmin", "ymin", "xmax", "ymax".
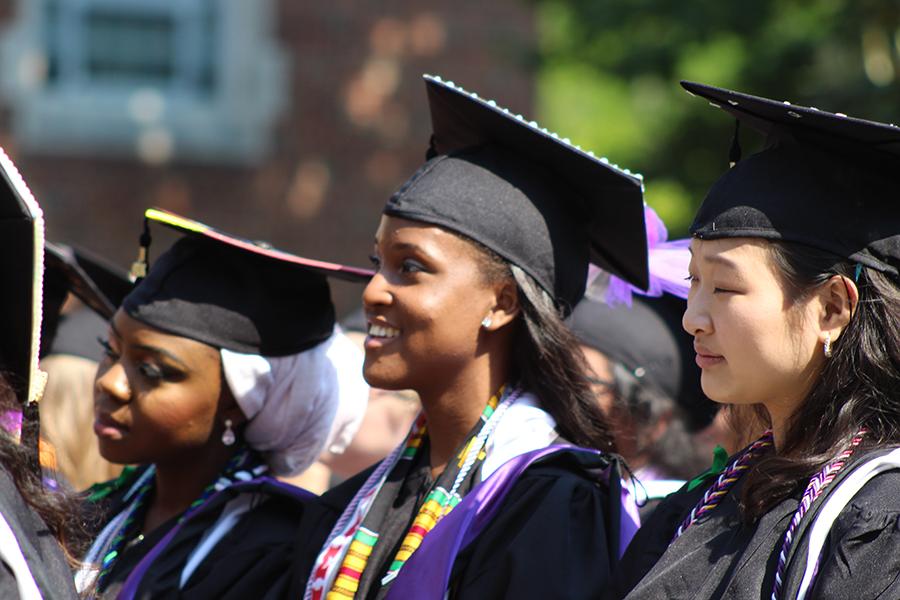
[
  {"xmin": 770, "ymin": 430, "xmax": 866, "ymax": 600},
  {"xmin": 672, "ymin": 430, "xmax": 775, "ymax": 541}
]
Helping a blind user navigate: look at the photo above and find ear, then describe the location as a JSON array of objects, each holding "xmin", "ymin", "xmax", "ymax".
[
  {"xmin": 816, "ymin": 275, "xmax": 859, "ymax": 343},
  {"xmin": 483, "ymin": 278, "xmax": 521, "ymax": 331},
  {"xmin": 217, "ymin": 376, "xmax": 249, "ymax": 427}
]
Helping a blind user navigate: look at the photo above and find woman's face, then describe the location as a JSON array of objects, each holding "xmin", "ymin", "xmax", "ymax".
[
  {"xmin": 683, "ymin": 238, "xmax": 823, "ymax": 417},
  {"xmin": 93, "ymin": 309, "xmax": 230, "ymax": 465},
  {"xmin": 362, "ymin": 216, "xmax": 501, "ymax": 391}
]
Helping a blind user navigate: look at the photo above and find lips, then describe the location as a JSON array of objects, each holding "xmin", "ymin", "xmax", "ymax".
[
  {"xmin": 94, "ymin": 412, "xmax": 128, "ymax": 440},
  {"xmin": 694, "ymin": 342, "xmax": 725, "ymax": 369},
  {"xmin": 364, "ymin": 317, "xmax": 401, "ymax": 351}
]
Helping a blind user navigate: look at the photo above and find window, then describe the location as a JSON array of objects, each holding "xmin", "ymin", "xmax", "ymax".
[{"xmin": 0, "ymin": 0, "xmax": 287, "ymax": 164}]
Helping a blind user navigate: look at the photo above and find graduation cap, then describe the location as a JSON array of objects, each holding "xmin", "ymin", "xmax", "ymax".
[
  {"xmin": 569, "ymin": 294, "xmax": 715, "ymax": 431},
  {"xmin": 383, "ymin": 75, "xmax": 649, "ymax": 315},
  {"xmin": 682, "ymin": 81, "xmax": 900, "ymax": 277},
  {"xmin": 42, "ymin": 242, "xmax": 132, "ymax": 360},
  {"xmin": 0, "ymin": 149, "xmax": 46, "ymax": 411},
  {"xmin": 44, "ymin": 242, "xmax": 132, "ymax": 321},
  {"xmin": 123, "ymin": 208, "xmax": 373, "ymax": 356}
]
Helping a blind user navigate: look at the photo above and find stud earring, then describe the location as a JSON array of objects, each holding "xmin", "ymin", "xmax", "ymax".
[
  {"xmin": 222, "ymin": 419, "xmax": 236, "ymax": 446},
  {"xmin": 481, "ymin": 315, "xmax": 493, "ymax": 329},
  {"xmin": 823, "ymin": 332, "xmax": 832, "ymax": 358}
]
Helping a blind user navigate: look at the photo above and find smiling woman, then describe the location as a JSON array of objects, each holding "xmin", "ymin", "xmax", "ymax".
[
  {"xmin": 77, "ymin": 211, "xmax": 371, "ymax": 599},
  {"xmin": 298, "ymin": 75, "xmax": 649, "ymax": 600},
  {"xmin": 613, "ymin": 82, "xmax": 900, "ymax": 600}
]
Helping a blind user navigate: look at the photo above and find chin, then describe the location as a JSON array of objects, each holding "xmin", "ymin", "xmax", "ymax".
[
  {"xmin": 96, "ymin": 441, "xmax": 138, "ymax": 466},
  {"xmin": 363, "ymin": 360, "xmax": 413, "ymax": 391}
]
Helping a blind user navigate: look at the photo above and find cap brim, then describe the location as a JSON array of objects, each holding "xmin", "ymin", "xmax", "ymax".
[
  {"xmin": 145, "ymin": 208, "xmax": 374, "ymax": 283},
  {"xmin": 45, "ymin": 242, "xmax": 133, "ymax": 320},
  {"xmin": 425, "ymin": 75, "xmax": 649, "ymax": 290},
  {"xmin": 681, "ymin": 80, "xmax": 900, "ymax": 158}
]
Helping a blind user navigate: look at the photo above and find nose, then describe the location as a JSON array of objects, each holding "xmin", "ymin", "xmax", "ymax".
[
  {"xmin": 94, "ymin": 361, "xmax": 131, "ymax": 405},
  {"xmin": 362, "ymin": 271, "xmax": 392, "ymax": 311},
  {"xmin": 682, "ymin": 290, "xmax": 712, "ymax": 336}
]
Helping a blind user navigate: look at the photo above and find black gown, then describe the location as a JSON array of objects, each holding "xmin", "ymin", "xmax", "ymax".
[
  {"xmin": 0, "ymin": 465, "xmax": 76, "ymax": 599},
  {"xmin": 290, "ymin": 449, "xmax": 623, "ymax": 600},
  {"xmin": 612, "ymin": 448, "xmax": 900, "ymax": 599},
  {"xmin": 86, "ymin": 466, "xmax": 328, "ymax": 599}
]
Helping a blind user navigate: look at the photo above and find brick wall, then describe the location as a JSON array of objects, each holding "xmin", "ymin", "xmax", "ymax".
[{"xmin": 0, "ymin": 1, "xmax": 535, "ymax": 316}]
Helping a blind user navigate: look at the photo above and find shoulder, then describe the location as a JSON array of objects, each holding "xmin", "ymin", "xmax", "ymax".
[
  {"xmin": 0, "ymin": 465, "xmax": 77, "ymax": 598},
  {"xmin": 448, "ymin": 449, "xmax": 621, "ymax": 599},
  {"xmin": 827, "ymin": 462, "xmax": 900, "ymax": 537},
  {"xmin": 794, "ymin": 457, "xmax": 900, "ymax": 598}
]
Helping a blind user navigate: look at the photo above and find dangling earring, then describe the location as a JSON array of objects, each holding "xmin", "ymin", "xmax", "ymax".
[
  {"xmin": 222, "ymin": 419, "xmax": 236, "ymax": 446},
  {"xmin": 481, "ymin": 315, "xmax": 493, "ymax": 329},
  {"xmin": 823, "ymin": 332, "xmax": 833, "ymax": 358}
]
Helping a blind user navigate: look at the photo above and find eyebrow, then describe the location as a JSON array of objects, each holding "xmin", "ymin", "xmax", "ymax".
[
  {"xmin": 110, "ymin": 322, "xmax": 190, "ymax": 369},
  {"xmin": 702, "ymin": 254, "xmax": 739, "ymax": 269}
]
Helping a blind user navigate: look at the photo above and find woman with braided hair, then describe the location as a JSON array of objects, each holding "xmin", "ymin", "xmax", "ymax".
[{"xmin": 612, "ymin": 83, "xmax": 900, "ymax": 599}]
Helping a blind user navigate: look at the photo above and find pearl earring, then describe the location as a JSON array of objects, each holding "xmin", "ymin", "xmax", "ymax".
[
  {"xmin": 823, "ymin": 333, "xmax": 832, "ymax": 358},
  {"xmin": 222, "ymin": 419, "xmax": 236, "ymax": 446}
]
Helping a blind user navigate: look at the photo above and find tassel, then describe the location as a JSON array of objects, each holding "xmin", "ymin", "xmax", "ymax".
[
  {"xmin": 728, "ymin": 120, "xmax": 742, "ymax": 168},
  {"xmin": 425, "ymin": 134, "xmax": 438, "ymax": 160},
  {"xmin": 130, "ymin": 217, "xmax": 152, "ymax": 281}
]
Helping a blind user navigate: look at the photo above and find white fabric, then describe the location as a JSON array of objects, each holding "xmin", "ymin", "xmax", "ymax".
[
  {"xmin": 221, "ymin": 327, "xmax": 368, "ymax": 476},
  {"xmin": 0, "ymin": 510, "xmax": 43, "ymax": 599},
  {"xmin": 796, "ymin": 448, "xmax": 900, "ymax": 600},
  {"xmin": 180, "ymin": 493, "xmax": 260, "ymax": 587},
  {"xmin": 481, "ymin": 393, "xmax": 558, "ymax": 480}
]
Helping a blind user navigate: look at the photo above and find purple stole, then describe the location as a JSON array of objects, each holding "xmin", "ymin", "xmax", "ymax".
[
  {"xmin": 118, "ymin": 478, "xmax": 314, "ymax": 600},
  {"xmin": 385, "ymin": 445, "xmax": 640, "ymax": 600}
]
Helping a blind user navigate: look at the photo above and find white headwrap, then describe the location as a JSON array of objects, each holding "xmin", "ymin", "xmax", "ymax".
[{"xmin": 220, "ymin": 327, "xmax": 369, "ymax": 477}]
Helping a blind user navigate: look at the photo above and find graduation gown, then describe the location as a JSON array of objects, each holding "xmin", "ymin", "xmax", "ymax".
[
  {"xmin": 612, "ymin": 448, "xmax": 900, "ymax": 599},
  {"xmin": 0, "ymin": 465, "xmax": 76, "ymax": 599},
  {"xmin": 291, "ymin": 448, "xmax": 624, "ymax": 600},
  {"xmin": 87, "ymin": 466, "xmax": 324, "ymax": 600}
]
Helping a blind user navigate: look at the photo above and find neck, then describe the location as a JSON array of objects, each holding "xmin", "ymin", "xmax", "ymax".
[
  {"xmin": 145, "ymin": 443, "xmax": 237, "ymax": 533},
  {"xmin": 417, "ymin": 356, "xmax": 508, "ymax": 477}
]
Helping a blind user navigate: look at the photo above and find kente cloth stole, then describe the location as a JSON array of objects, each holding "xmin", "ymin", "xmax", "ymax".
[{"xmin": 325, "ymin": 387, "xmax": 513, "ymax": 600}]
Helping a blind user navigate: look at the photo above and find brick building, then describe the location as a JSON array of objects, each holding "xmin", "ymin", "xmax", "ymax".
[{"xmin": 0, "ymin": 0, "xmax": 535, "ymax": 315}]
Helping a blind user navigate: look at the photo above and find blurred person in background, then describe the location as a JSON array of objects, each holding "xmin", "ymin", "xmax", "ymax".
[
  {"xmin": 41, "ymin": 243, "xmax": 134, "ymax": 490},
  {"xmin": 569, "ymin": 292, "xmax": 717, "ymax": 516},
  {"xmin": 77, "ymin": 209, "xmax": 370, "ymax": 599}
]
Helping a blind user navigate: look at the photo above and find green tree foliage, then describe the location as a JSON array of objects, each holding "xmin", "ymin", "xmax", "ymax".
[{"xmin": 533, "ymin": 0, "xmax": 900, "ymax": 235}]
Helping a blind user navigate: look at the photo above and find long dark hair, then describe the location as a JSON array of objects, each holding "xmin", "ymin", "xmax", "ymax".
[
  {"xmin": 740, "ymin": 241, "xmax": 900, "ymax": 519},
  {"xmin": 0, "ymin": 373, "xmax": 88, "ymax": 560},
  {"xmin": 460, "ymin": 233, "xmax": 616, "ymax": 452}
]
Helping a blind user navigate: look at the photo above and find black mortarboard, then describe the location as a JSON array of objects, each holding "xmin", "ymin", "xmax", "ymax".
[
  {"xmin": 383, "ymin": 75, "xmax": 649, "ymax": 314},
  {"xmin": 42, "ymin": 242, "xmax": 133, "ymax": 357},
  {"xmin": 45, "ymin": 243, "xmax": 132, "ymax": 321},
  {"xmin": 122, "ymin": 209, "xmax": 373, "ymax": 356},
  {"xmin": 682, "ymin": 81, "xmax": 900, "ymax": 277},
  {"xmin": 569, "ymin": 294, "xmax": 715, "ymax": 431},
  {"xmin": 0, "ymin": 150, "xmax": 44, "ymax": 409}
]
